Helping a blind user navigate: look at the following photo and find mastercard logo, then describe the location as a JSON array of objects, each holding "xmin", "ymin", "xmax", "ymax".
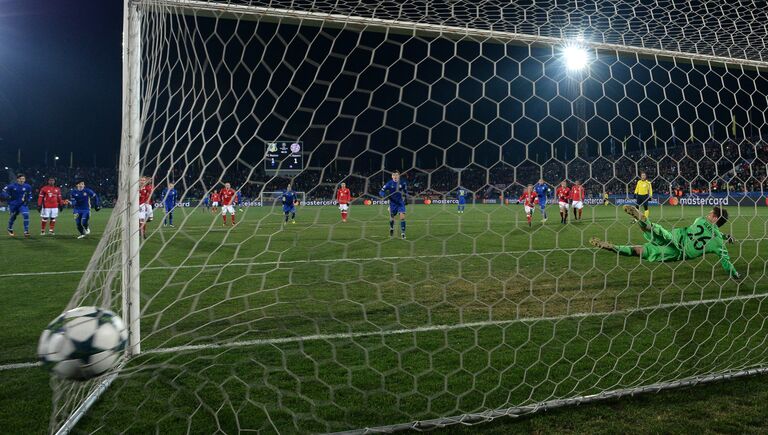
[
  {"xmin": 668, "ymin": 197, "xmax": 679, "ymax": 206},
  {"xmin": 424, "ymin": 199, "xmax": 432, "ymax": 205},
  {"xmin": 364, "ymin": 199, "xmax": 372, "ymax": 206}
]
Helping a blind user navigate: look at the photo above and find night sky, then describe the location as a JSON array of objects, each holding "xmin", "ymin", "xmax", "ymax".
[
  {"xmin": 1, "ymin": 1, "xmax": 765, "ymax": 178},
  {"xmin": 0, "ymin": 0, "xmax": 122, "ymax": 168}
]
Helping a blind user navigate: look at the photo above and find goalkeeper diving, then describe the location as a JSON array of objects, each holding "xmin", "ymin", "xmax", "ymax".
[{"xmin": 590, "ymin": 205, "xmax": 740, "ymax": 280}]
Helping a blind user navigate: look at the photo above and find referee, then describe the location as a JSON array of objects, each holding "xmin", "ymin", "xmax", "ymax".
[{"xmin": 634, "ymin": 172, "xmax": 653, "ymax": 219}]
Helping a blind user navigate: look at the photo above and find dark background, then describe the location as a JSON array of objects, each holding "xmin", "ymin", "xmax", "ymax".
[{"xmin": 0, "ymin": 0, "xmax": 122, "ymax": 168}]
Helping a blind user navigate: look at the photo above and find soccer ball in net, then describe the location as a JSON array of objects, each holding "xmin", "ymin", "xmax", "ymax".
[{"xmin": 37, "ymin": 306, "xmax": 127, "ymax": 381}]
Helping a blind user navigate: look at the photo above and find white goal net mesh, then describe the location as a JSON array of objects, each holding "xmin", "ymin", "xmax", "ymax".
[{"xmin": 51, "ymin": 0, "xmax": 768, "ymax": 432}]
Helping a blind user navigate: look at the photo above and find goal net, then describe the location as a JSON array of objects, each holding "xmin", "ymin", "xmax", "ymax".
[{"xmin": 51, "ymin": 0, "xmax": 768, "ymax": 432}]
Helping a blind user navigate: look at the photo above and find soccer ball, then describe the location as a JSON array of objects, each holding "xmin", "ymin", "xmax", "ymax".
[{"xmin": 37, "ymin": 306, "xmax": 128, "ymax": 381}]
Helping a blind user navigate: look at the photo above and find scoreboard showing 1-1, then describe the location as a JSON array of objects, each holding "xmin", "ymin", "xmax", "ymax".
[{"xmin": 264, "ymin": 141, "xmax": 304, "ymax": 173}]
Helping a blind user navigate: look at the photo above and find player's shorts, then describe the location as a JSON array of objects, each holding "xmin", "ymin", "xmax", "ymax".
[
  {"xmin": 636, "ymin": 194, "xmax": 649, "ymax": 208},
  {"xmin": 74, "ymin": 209, "xmax": 91, "ymax": 220},
  {"xmin": 641, "ymin": 243, "xmax": 683, "ymax": 262},
  {"xmin": 139, "ymin": 203, "xmax": 152, "ymax": 220},
  {"xmin": 283, "ymin": 205, "xmax": 296, "ymax": 214},
  {"xmin": 572, "ymin": 201, "xmax": 584, "ymax": 209},
  {"xmin": 164, "ymin": 202, "xmax": 175, "ymax": 212},
  {"xmin": 537, "ymin": 197, "xmax": 547, "ymax": 207},
  {"xmin": 211, "ymin": 202, "xmax": 219, "ymax": 207},
  {"xmin": 41, "ymin": 207, "xmax": 59, "ymax": 219},
  {"xmin": 389, "ymin": 203, "xmax": 406, "ymax": 215},
  {"xmin": 9, "ymin": 204, "xmax": 29, "ymax": 214},
  {"xmin": 558, "ymin": 201, "xmax": 569, "ymax": 209},
  {"xmin": 221, "ymin": 205, "xmax": 235, "ymax": 215},
  {"xmin": 458, "ymin": 198, "xmax": 466, "ymax": 205},
  {"xmin": 339, "ymin": 203, "xmax": 349, "ymax": 212},
  {"xmin": 524, "ymin": 205, "xmax": 534, "ymax": 214}
]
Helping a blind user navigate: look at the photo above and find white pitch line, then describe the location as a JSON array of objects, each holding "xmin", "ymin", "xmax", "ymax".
[
  {"xmin": 0, "ymin": 361, "xmax": 41, "ymax": 371},
  {"xmin": 0, "ymin": 247, "xmax": 589, "ymax": 279},
  {"xmin": 1, "ymin": 236, "xmax": 761, "ymax": 279},
  {"xmin": 3, "ymin": 292, "xmax": 766, "ymax": 372}
]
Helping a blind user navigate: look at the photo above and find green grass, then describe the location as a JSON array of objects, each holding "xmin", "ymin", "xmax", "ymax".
[{"xmin": 1, "ymin": 203, "xmax": 767, "ymax": 434}]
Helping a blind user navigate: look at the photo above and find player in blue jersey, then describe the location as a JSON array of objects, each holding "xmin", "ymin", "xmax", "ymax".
[
  {"xmin": 533, "ymin": 178, "xmax": 551, "ymax": 223},
  {"xmin": 281, "ymin": 184, "xmax": 298, "ymax": 224},
  {"xmin": 379, "ymin": 171, "xmax": 408, "ymax": 239},
  {"xmin": 161, "ymin": 182, "xmax": 178, "ymax": 227},
  {"xmin": 69, "ymin": 180, "xmax": 100, "ymax": 239},
  {"xmin": 456, "ymin": 187, "xmax": 467, "ymax": 213},
  {"xmin": 1, "ymin": 173, "xmax": 33, "ymax": 237}
]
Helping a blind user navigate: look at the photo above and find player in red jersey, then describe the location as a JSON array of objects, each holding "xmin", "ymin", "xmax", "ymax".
[
  {"xmin": 555, "ymin": 181, "xmax": 571, "ymax": 224},
  {"xmin": 38, "ymin": 177, "xmax": 64, "ymax": 235},
  {"xmin": 518, "ymin": 184, "xmax": 539, "ymax": 227},
  {"xmin": 139, "ymin": 176, "xmax": 153, "ymax": 239},
  {"xmin": 210, "ymin": 191, "xmax": 220, "ymax": 213},
  {"xmin": 336, "ymin": 182, "xmax": 352, "ymax": 222},
  {"xmin": 219, "ymin": 183, "xmax": 237, "ymax": 226},
  {"xmin": 570, "ymin": 180, "xmax": 586, "ymax": 221}
]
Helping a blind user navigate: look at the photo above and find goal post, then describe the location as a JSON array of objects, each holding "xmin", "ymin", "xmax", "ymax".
[{"xmin": 47, "ymin": 0, "xmax": 768, "ymax": 433}]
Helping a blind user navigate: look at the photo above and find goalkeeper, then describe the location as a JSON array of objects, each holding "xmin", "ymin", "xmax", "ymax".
[{"xmin": 590, "ymin": 205, "xmax": 740, "ymax": 280}]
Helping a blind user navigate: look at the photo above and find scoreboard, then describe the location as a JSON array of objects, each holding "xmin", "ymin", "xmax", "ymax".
[{"xmin": 264, "ymin": 141, "xmax": 304, "ymax": 173}]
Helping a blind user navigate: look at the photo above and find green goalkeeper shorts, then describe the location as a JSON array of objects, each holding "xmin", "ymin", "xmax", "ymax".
[{"xmin": 641, "ymin": 243, "xmax": 683, "ymax": 262}]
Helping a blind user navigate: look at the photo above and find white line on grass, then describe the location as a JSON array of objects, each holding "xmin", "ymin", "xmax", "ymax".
[
  {"xmin": 0, "ymin": 247, "xmax": 589, "ymax": 278},
  {"xmin": 2, "ymin": 292, "xmax": 765, "ymax": 372},
  {"xmin": 0, "ymin": 361, "xmax": 41, "ymax": 371},
  {"xmin": 2, "ymin": 237, "xmax": 761, "ymax": 279}
]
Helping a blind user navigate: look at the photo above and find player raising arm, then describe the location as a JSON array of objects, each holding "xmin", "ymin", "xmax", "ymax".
[
  {"xmin": 38, "ymin": 177, "xmax": 64, "ymax": 235},
  {"xmin": 281, "ymin": 184, "xmax": 298, "ymax": 224},
  {"xmin": 518, "ymin": 184, "xmax": 538, "ymax": 227},
  {"xmin": 379, "ymin": 171, "xmax": 408, "ymax": 239},
  {"xmin": 555, "ymin": 181, "xmax": 571, "ymax": 224},
  {"xmin": 161, "ymin": 182, "xmax": 178, "ymax": 227},
  {"xmin": 2, "ymin": 173, "xmax": 33, "ymax": 237},
  {"xmin": 533, "ymin": 178, "xmax": 550, "ymax": 223},
  {"xmin": 590, "ymin": 205, "xmax": 740, "ymax": 280},
  {"xmin": 219, "ymin": 182, "xmax": 237, "ymax": 226},
  {"xmin": 336, "ymin": 182, "xmax": 351, "ymax": 223},
  {"xmin": 570, "ymin": 180, "xmax": 585, "ymax": 221},
  {"xmin": 69, "ymin": 180, "xmax": 101, "ymax": 239}
]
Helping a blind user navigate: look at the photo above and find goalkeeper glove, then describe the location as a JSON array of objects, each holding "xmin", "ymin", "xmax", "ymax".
[
  {"xmin": 723, "ymin": 233, "xmax": 735, "ymax": 244},
  {"xmin": 732, "ymin": 271, "xmax": 742, "ymax": 281}
]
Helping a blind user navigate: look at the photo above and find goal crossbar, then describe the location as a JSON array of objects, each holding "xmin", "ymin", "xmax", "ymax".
[{"xmin": 137, "ymin": 0, "xmax": 768, "ymax": 69}]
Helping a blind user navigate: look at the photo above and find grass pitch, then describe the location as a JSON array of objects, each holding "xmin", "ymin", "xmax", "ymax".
[{"xmin": 1, "ymin": 203, "xmax": 767, "ymax": 434}]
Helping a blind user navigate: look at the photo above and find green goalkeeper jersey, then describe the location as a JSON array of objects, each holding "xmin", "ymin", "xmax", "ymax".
[{"xmin": 674, "ymin": 217, "xmax": 738, "ymax": 277}]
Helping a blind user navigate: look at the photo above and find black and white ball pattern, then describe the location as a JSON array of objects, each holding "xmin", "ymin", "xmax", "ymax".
[{"xmin": 37, "ymin": 306, "xmax": 128, "ymax": 381}]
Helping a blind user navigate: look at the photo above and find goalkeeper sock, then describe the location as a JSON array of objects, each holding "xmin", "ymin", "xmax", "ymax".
[
  {"xmin": 615, "ymin": 245, "xmax": 635, "ymax": 256},
  {"xmin": 400, "ymin": 220, "xmax": 406, "ymax": 234}
]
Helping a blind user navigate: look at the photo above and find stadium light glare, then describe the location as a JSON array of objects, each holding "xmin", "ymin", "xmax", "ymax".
[
  {"xmin": 562, "ymin": 45, "xmax": 589, "ymax": 71},
  {"xmin": 54, "ymin": 156, "xmax": 59, "ymax": 160}
]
